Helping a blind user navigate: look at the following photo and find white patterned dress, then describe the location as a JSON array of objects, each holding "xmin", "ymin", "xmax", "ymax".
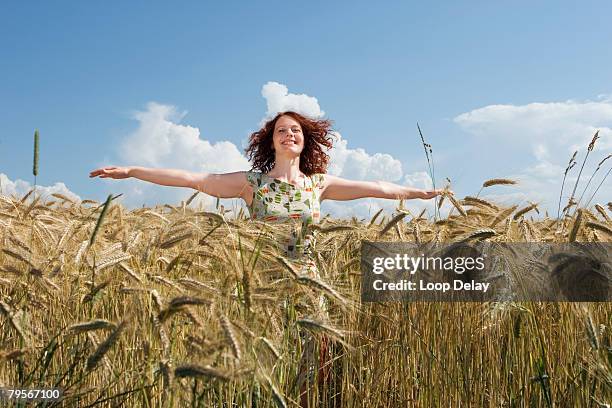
[{"xmin": 245, "ymin": 171, "xmax": 325, "ymax": 276}]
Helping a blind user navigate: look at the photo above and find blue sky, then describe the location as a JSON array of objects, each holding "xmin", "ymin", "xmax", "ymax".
[{"xmin": 1, "ymin": 1, "xmax": 611, "ymax": 217}]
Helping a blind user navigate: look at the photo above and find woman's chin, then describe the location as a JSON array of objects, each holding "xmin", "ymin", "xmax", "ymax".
[
  {"xmin": 278, "ymin": 149, "xmax": 302, "ymax": 158},
  {"xmin": 280, "ymin": 145, "xmax": 302, "ymax": 152}
]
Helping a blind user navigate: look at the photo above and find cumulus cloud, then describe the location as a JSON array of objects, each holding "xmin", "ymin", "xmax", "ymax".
[
  {"xmin": 403, "ymin": 171, "xmax": 434, "ymax": 190},
  {"xmin": 454, "ymin": 96, "xmax": 612, "ymax": 213},
  {"xmin": 326, "ymin": 131, "xmax": 403, "ymax": 182},
  {"xmin": 107, "ymin": 101, "xmax": 251, "ymax": 210},
  {"xmin": 0, "ymin": 173, "xmax": 81, "ymax": 203},
  {"xmin": 260, "ymin": 81, "xmax": 325, "ymax": 123},
  {"xmin": 121, "ymin": 102, "xmax": 249, "ymax": 172},
  {"xmin": 319, "ymin": 133, "xmax": 439, "ymax": 219},
  {"xmin": 454, "ymin": 98, "xmax": 612, "ymax": 151}
]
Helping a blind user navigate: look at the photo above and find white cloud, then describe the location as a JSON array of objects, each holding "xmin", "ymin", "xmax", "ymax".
[
  {"xmin": 260, "ymin": 81, "xmax": 325, "ymax": 124},
  {"xmin": 327, "ymin": 131, "xmax": 403, "ymax": 182},
  {"xmin": 403, "ymin": 171, "xmax": 434, "ymax": 190},
  {"xmin": 121, "ymin": 102, "xmax": 249, "ymax": 172},
  {"xmin": 108, "ymin": 101, "xmax": 251, "ymax": 209},
  {"xmin": 454, "ymin": 96, "xmax": 612, "ymax": 213},
  {"xmin": 0, "ymin": 173, "xmax": 81, "ymax": 203},
  {"xmin": 454, "ymin": 98, "xmax": 612, "ymax": 152},
  {"xmin": 533, "ymin": 144, "xmax": 549, "ymax": 161}
]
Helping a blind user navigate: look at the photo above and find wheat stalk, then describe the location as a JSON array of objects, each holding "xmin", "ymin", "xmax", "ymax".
[
  {"xmin": 118, "ymin": 262, "xmax": 142, "ymax": 282},
  {"xmin": 159, "ymin": 232, "xmax": 193, "ymax": 249},
  {"xmin": 297, "ymin": 318, "xmax": 344, "ymax": 339},
  {"xmin": 185, "ymin": 191, "xmax": 199, "ymax": 206},
  {"xmin": 257, "ymin": 337, "xmax": 281, "ymax": 360},
  {"xmin": 490, "ymin": 205, "xmax": 518, "ymax": 228},
  {"xmin": 168, "ymin": 296, "xmax": 211, "ymax": 309},
  {"xmin": 584, "ymin": 221, "xmax": 612, "ymax": 236},
  {"xmin": 177, "ymin": 277, "xmax": 220, "ymax": 295},
  {"xmin": 584, "ymin": 165, "xmax": 612, "ymax": 209},
  {"xmin": 447, "ymin": 194, "xmax": 467, "ymax": 217},
  {"xmin": 463, "ymin": 196, "xmax": 499, "ymax": 211},
  {"xmin": 89, "ymin": 194, "xmax": 113, "ymax": 247},
  {"xmin": 379, "ymin": 212, "xmax": 408, "ymax": 237},
  {"xmin": 219, "ymin": 314, "xmax": 241, "ymax": 360},
  {"xmin": 82, "ymin": 279, "xmax": 111, "ymax": 303},
  {"xmin": 68, "ymin": 319, "xmax": 117, "ymax": 334},
  {"xmin": 2, "ymin": 248, "xmax": 36, "ymax": 269},
  {"xmin": 565, "ymin": 131, "xmax": 599, "ymax": 217},
  {"xmin": 174, "ymin": 364, "xmax": 230, "ymax": 381},
  {"xmin": 95, "ymin": 253, "xmax": 132, "ymax": 273},
  {"xmin": 151, "ymin": 275, "xmax": 184, "ymax": 292},
  {"xmin": 75, "ymin": 240, "xmax": 89, "ymax": 266},
  {"xmin": 0, "ymin": 301, "xmax": 30, "ymax": 344},
  {"xmin": 368, "ymin": 208, "xmax": 384, "ymax": 228},
  {"xmin": 513, "ymin": 203, "xmax": 539, "ymax": 220},
  {"xmin": 568, "ymin": 209, "xmax": 583, "ymax": 242},
  {"xmin": 296, "ymin": 275, "xmax": 347, "ymax": 306},
  {"xmin": 159, "ymin": 359, "xmax": 173, "ymax": 391},
  {"xmin": 275, "ymin": 255, "xmax": 300, "ymax": 278},
  {"xmin": 262, "ymin": 372, "xmax": 288, "ymax": 408},
  {"xmin": 482, "ymin": 178, "xmax": 517, "ymax": 188},
  {"xmin": 575, "ymin": 153, "xmax": 611, "ymax": 210},
  {"xmin": 594, "ymin": 204, "xmax": 610, "ymax": 222},
  {"xmin": 32, "ymin": 129, "xmax": 39, "ymax": 177},
  {"xmin": 459, "ymin": 228, "xmax": 497, "ymax": 242},
  {"xmin": 311, "ymin": 225, "xmax": 357, "ymax": 233},
  {"xmin": 86, "ymin": 319, "xmax": 128, "ymax": 371},
  {"xmin": 0, "ymin": 348, "xmax": 27, "ymax": 361}
]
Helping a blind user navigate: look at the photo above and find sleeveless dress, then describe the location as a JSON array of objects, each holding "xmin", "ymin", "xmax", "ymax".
[
  {"xmin": 245, "ymin": 171, "xmax": 325, "ymax": 276},
  {"xmin": 245, "ymin": 170, "xmax": 328, "ymax": 393}
]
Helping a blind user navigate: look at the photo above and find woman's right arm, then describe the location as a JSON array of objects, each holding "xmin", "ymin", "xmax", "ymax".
[
  {"xmin": 89, "ymin": 166, "xmax": 252, "ymax": 203},
  {"xmin": 188, "ymin": 171, "xmax": 252, "ymax": 203}
]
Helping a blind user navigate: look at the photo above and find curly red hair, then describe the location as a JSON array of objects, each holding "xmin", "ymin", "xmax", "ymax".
[{"xmin": 245, "ymin": 111, "xmax": 335, "ymax": 176}]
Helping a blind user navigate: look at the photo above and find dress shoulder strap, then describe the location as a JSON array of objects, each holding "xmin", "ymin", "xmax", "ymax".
[
  {"xmin": 311, "ymin": 173, "xmax": 325, "ymax": 189},
  {"xmin": 245, "ymin": 171, "xmax": 262, "ymax": 188}
]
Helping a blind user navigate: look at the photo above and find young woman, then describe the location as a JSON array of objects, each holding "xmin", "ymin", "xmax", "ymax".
[
  {"xmin": 89, "ymin": 111, "xmax": 444, "ymax": 262},
  {"xmin": 89, "ymin": 111, "xmax": 446, "ymax": 405}
]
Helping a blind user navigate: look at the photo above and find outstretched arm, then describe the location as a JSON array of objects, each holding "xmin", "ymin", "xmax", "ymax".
[
  {"xmin": 89, "ymin": 166, "xmax": 252, "ymax": 202},
  {"xmin": 319, "ymin": 174, "xmax": 445, "ymax": 201},
  {"xmin": 189, "ymin": 171, "xmax": 252, "ymax": 202}
]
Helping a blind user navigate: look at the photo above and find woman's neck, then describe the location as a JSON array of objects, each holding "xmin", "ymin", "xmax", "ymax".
[{"xmin": 267, "ymin": 157, "xmax": 303, "ymax": 182}]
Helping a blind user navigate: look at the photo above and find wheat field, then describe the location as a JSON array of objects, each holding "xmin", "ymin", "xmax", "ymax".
[{"xmin": 0, "ymin": 190, "xmax": 610, "ymax": 407}]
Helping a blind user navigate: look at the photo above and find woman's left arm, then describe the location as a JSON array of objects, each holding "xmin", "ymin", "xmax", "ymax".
[{"xmin": 319, "ymin": 174, "xmax": 445, "ymax": 201}]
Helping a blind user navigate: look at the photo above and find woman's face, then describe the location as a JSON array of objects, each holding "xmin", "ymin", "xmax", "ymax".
[{"xmin": 272, "ymin": 115, "xmax": 304, "ymax": 157}]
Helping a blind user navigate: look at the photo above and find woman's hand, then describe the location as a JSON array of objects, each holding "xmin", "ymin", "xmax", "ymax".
[
  {"xmin": 420, "ymin": 189, "xmax": 451, "ymax": 200},
  {"xmin": 89, "ymin": 166, "xmax": 131, "ymax": 179}
]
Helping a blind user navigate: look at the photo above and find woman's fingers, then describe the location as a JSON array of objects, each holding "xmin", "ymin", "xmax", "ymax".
[
  {"xmin": 420, "ymin": 189, "xmax": 450, "ymax": 199},
  {"xmin": 90, "ymin": 167, "xmax": 107, "ymax": 175},
  {"xmin": 89, "ymin": 169, "xmax": 107, "ymax": 178},
  {"xmin": 89, "ymin": 166, "xmax": 126, "ymax": 179}
]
